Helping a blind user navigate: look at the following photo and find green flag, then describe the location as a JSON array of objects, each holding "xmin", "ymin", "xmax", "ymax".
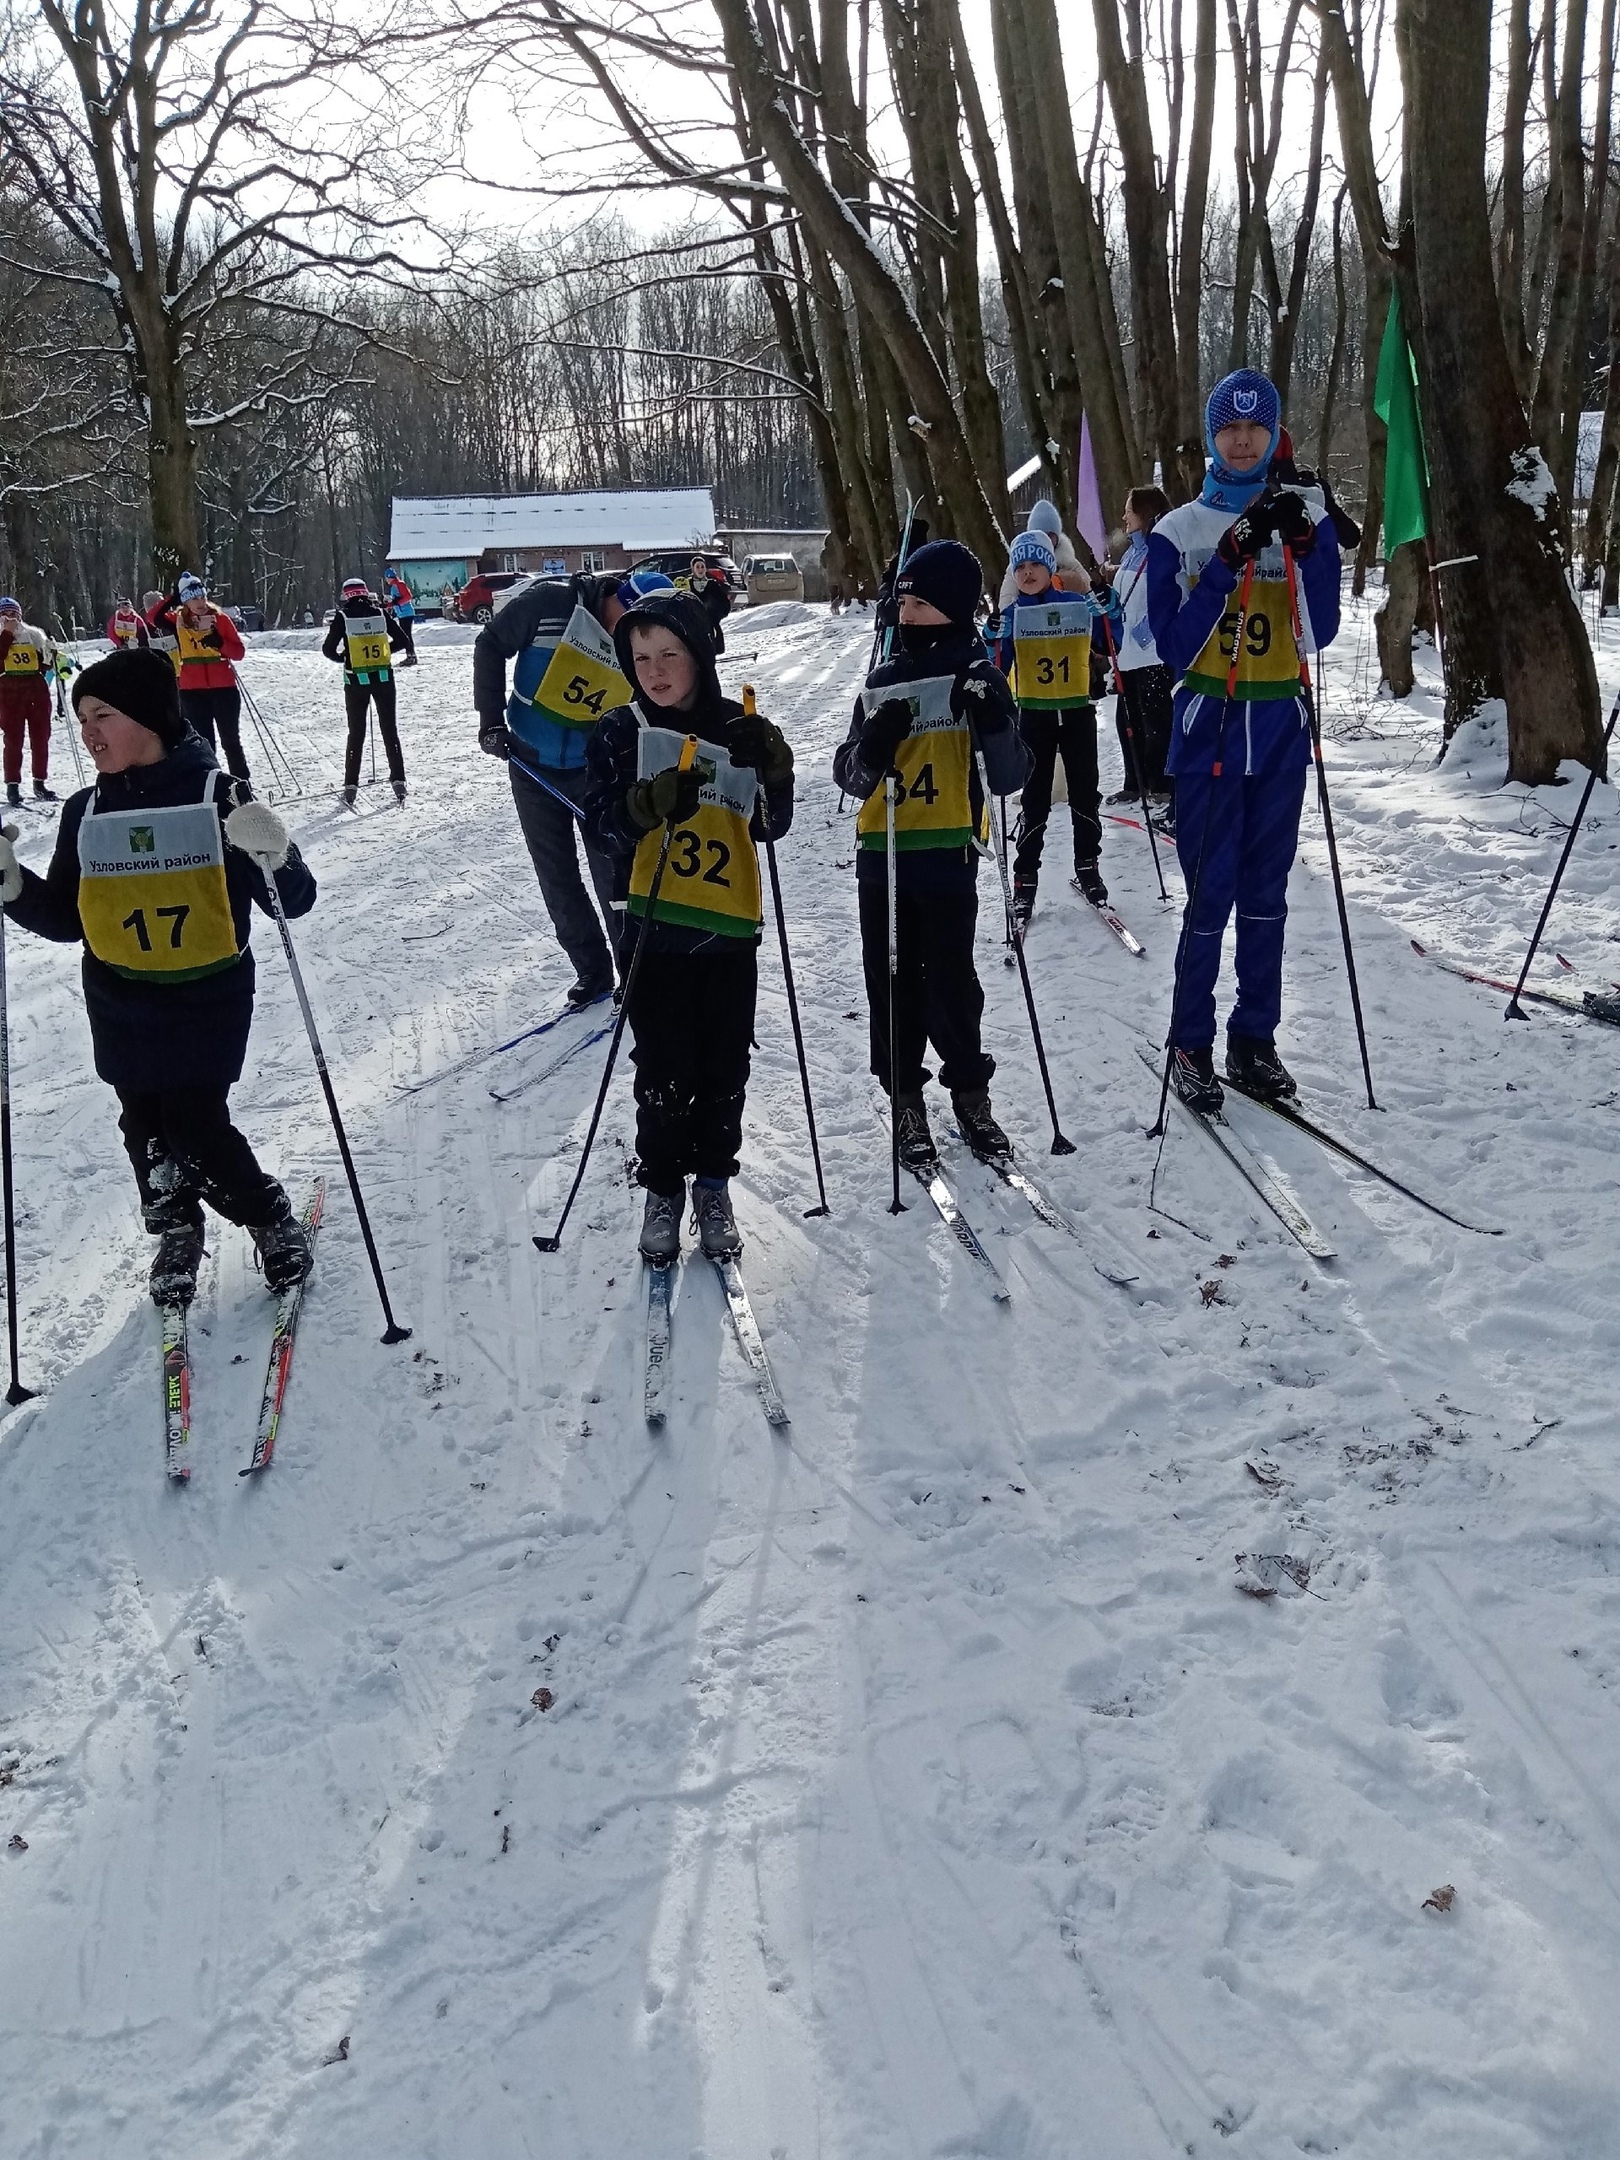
[{"xmin": 1373, "ymin": 286, "xmax": 1429, "ymax": 551}]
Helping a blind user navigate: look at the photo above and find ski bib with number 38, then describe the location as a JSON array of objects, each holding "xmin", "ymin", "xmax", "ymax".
[
  {"xmin": 628, "ymin": 719, "xmax": 761, "ymax": 939},
  {"xmin": 854, "ymin": 675, "xmax": 982, "ymax": 853},
  {"xmin": 76, "ymin": 780, "xmax": 241, "ymax": 984},
  {"xmin": 1184, "ymin": 554, "xmax": 1302, "ymax": 702},
  {"xmin": 343, "ymin": 608, "xmax": 392, "ymax": 676},
  {"xmin": 518, "ymin": 606, "xmax": 631, "ymax": 735},
  {"xmin": 1011, "ymin": 597, "xmax": 1092, "ymax": 709},
  {"xmin": 3, "ymin": 638, "xmax": 44, "ymax": 676}
]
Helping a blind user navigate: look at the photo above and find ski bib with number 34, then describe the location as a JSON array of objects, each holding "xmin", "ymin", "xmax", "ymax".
[
  {"xmin": 76, "ymin": 779, "xmax": 241, "ymax": 983},
  {"xmin": 628, "ymin": 719, "xmax": 761, "ymax": 939},
  {"xmin": 854, "ymin": 675, "xmax": 982, "ymax": 853},
  {"xmin": 1011, "ymin": 597, "xmax": 1093, "ymax": 709},
  {"xmin": 520, "ymin": 606, "xmax": 631, "ymax": 734}
]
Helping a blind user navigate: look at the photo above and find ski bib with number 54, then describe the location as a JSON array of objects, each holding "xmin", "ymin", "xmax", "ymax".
[
  {"xmin": 628, "ymin": 719, "xmax": 761, "ymax": 939},
  {"xmin": 1011, "ymin": 597, "xmax": 1093, "ymax": 709},
  {"xmin": 516, "ymin": 606, "xmax": 631, "ymax": 738},
  {"xmin": 854, "ymin": 675, "xmax": 982, "ymax": 853},
  {"xmin": 76, "ymin": 779, "xmax": 241, "ymax": 984}
]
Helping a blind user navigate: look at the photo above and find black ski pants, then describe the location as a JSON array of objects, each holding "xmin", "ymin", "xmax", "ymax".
[
  {"xmin": 1012, "ymin": 704, "xmax": 1100, "ymax": 885},
  {"xmin": 627, "ymin": 944, "xmax": 757, "ymax": 1195},
  {"xmin": 509, "ymin": 758, "xmax": 623, "ymax": 992},
  {"xmin": 344, "ymin": 679, "xmax": 405, "ymax": 787},
  {"xmin": 117, "ymin": 1086, "xmax": 283, "ymax": 1232},
  {"xmin": 858, "ymin": 879, "xmax": 993, "ymax": 1098},
  {"xmin": 181, "ymin": 687, "xmax": 250, "ymax": 782},
  {"xmin": 1114, "ymin": 666, "xmax": 1173, "ymax": 796}
]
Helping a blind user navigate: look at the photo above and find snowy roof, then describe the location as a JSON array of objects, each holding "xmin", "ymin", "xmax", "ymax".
[{"xmin": 388, "ymin": 489, "xmax": 717, "ymax": 558}]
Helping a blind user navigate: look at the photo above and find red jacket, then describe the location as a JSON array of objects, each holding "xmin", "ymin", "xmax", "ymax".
[
  {"xmin": 152, "ymin": 599, "xmax": 243, "ymax": 690},
  {"xmin": 107, "ymin": 610, "xmax": 150, "ymax": 649}
]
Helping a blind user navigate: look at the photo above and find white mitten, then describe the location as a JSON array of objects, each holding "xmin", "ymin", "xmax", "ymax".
[
  {"xmin": 225, "ymin": 801, "xmax": 290, "ymax": 870},
  {"xmin": 0, "ymin": 823, "xmax": 20, "ymax": 905}
]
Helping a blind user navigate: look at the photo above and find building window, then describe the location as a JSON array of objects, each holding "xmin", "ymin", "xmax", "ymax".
[
  {"xmin": 581, "ymin": 549, "xmax": 606, "ymax": 572},
  {"xmin": 497, "ymin": 552, "xmax": 520, "ymax": 572}
]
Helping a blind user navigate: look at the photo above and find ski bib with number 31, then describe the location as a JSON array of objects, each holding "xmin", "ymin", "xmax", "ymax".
[
  {"xmin": 343, "ymin": 608, "xmax": 392, "ymax": 677},
  {"xmin": 628, "ymin": 719, "xmax": 761, "ymax": 939},
  {"xmin": 76, "ymin": 780, "xmax": 241, "ymax": 983},
  {"xmin": 522, "ymin": 606, "xmax": 631, "ymax": 733},
  {"xmin": 854, "ymin": 675, "xmax": 981, "ymax": 853},
  {"xmin": 1011, "ymin": 597, "xmax": 1093, "ymax": 709}
]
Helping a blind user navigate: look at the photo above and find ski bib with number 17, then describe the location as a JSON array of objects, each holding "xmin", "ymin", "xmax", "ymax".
[
  {"xmin": 854, "ymin": 674, "xmax": 982, "ymax": 853},
  {"xmin": 76, "ymin": 779, "xmax": 241, "ymax": 983},
  {"xmin": 628, "ymin": 718, "xmax": 761, "ymax": 939},
  {"xmin": 516, "ymin": 605, "xmax": 632, "ymax": 738}
]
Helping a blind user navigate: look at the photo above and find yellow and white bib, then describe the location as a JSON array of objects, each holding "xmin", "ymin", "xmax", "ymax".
[
  {"xmin": 2, "ymin": 631, "xmax": 48, "ymax": 677},
  {"xmin": 76, "ymin": 778, "xmax": 241, "ymax": 984},
  {"xmin": 343, "ymin": 608, "xmax": 392, "ymax": 677},
  {"xmin": 628, "ymin": 717, "xmax": 761, "ymax": 940},
  {"xmin": 521, "ymin": 606, "xmax": 631, "ymax": 731},
  {"xmin": 1010, "ymin": 597, "xmax": 1092, "ymax": 708},
  {"xmin": 854, "ymin": 674, "xmax": 985, "ymax": 854},
  {"xmin": 175, "ymin": 613, "xmax": 223, "ymax": 668}
]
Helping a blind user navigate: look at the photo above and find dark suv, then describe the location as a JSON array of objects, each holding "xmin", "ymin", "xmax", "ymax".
[{"xmin": 631, "ymin": 549, "xmax": 744, "ymax": 596}]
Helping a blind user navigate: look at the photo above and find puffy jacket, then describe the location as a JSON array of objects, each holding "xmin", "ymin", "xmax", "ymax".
[
  {"xmin": 151, "ymin": 599, "xmax": 244, "ymax": 691},
  {"xmin": 473, "ymin": 574, "xmax": 620, "ymax": 775}
]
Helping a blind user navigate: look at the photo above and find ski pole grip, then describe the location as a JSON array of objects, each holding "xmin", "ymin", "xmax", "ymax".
[{"xmin": 742, "ymin": 684, "xmax": 757, "ymax": 715}]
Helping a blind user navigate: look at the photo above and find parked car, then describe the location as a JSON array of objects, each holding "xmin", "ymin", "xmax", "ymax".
[
  {"xmin": 631, "ymin": 548, "xmax": 745, "ymax": 597},
  {"xmin": 224, "ymin": 603, "xmax": 266, "ymax": 633},
  {"xmin": 453, "ymin": 569, "xmax": 531, "ymax": 624},
  {"xmin": 741, "ymin": 554, "xmax": 804, "ymax": 605}
]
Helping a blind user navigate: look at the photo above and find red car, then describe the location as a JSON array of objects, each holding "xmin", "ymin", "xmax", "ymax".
[{"xmin": 452, "ymin": 570, "xmax": 530, "ymax": 625}]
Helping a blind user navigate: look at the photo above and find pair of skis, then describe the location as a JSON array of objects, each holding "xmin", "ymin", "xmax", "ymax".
[
  {"xmin": 644, "ymin": 1249, "xmax": 788, "ymax": 1429},
  {"xmin": 1409, "ymin": 939, "xmax": 1620, "ymax": 1027},
  {"xmin": 1005, "ymin": 882, "xmax": 1145, "ymax": 968},
  {"xmin": 163, "ymin": 1182, "xmax": 326, "ymax": 1483}
]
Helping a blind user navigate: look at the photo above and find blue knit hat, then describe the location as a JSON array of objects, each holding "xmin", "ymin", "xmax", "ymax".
[
  {"xmin": 1205, "ymin": 369, "xmax": 1280, "ymax": 446},
  {"xmin": 1009, "ymin": 531, "xmax": 1058, "ymax": 576},
  {"xmin": 1026, "ymin": 500, "xmax": 1064, "ymax": 537},
  {"xmin": 895, "ymin": 538, "xmax": 982, "ymax": 625},
  {"xmin": 616, "ymin": 566, "xmax": 675, "ymax": 609},
  {"xmin": 0, "ymin": 597, "xmax": 18, "ymax": 614}
]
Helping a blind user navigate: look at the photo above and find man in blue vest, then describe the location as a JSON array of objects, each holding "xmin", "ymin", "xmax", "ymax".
[{"xmin": 473, "ymin": 565, "xmax": 673, "ymax": 1006}]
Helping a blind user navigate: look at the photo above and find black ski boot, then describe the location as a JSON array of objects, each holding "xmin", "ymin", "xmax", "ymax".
[
  {"xmin": 692, "ymin": 1180, "xmax": 743, "ymax": 1260},
  {"xmin": 953, "ymin": 1087, "xmax": 1012, "ymax": 1163},
  {"xmin": 251, "ymin": 1193, "xmax": 314, "ymax": 1294},
  {"xmin": 1073, "ymin": 860, "xmax": 1109, "ymax": 908},
  {"xmin": 1170, "ymin": 1044, "xmax": 1224, "ymax": 1114},
  {"xmin": 1011, "ymin": 882, "xmax": 1035, "ymax": 936},
  {"xmin": 566, "ymin": 975, "xmax": 612, "ymax": 1011},
  {"xmin": 893, "ymin": 1090, "xmax": 938, "ymax": 1173},
  {"xmin": 32, "ymin": 780, "xmax": 56, "ymax": 801},
  {"xmin": 1225, "ymin": 1032, "xmax": 1298, "ymax": 1103},
  {"xmin": 639, "ymin": 1185, "xmax": 682, "ymax": 1263},
  {"xmin": 340, "ymin": 784, "xmax": 358, "ymax": 808},
  {"xmin": 150, "ymin": 1224, "xmax": 205, "ymax": 1307},
  {"xmin": 4, "ymin": 784, "xmax": 19, "ymax": 809},
  {"xmin": 392, "ymin": 778, "xmax": 407, "ymax": 804}
]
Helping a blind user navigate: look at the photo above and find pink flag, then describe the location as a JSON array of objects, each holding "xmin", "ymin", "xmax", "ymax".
[{"xmin": 1076, "ymin": 413, "xmax": 1109, "ymax": 562}]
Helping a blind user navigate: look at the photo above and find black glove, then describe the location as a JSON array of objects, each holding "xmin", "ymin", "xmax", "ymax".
[
  {"xmin": 1216, "ymin": 499, "xmax": 1277, "ymax": 573},
  {"xmin": 626, "ymin": 763, "xmax": 704, "ymax": 832},
  {"xmin": 1270, "ymin": 489, "xmax": 1317, "ymax": 556},
  {"xmin": 858, "ymin": 695, "xmax": 914, "ymax": 773},
  {"xmin": 726, "ymin": 710, "xmax": 793, "ymax": 786},
  {"xmin": 479, "ymin": 722, "xmax": 512, "ymax": 761}
]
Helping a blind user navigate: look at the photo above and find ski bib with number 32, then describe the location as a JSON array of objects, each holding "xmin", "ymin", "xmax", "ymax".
[
  {"xmin": 343, "ymin": 608, "xmax": 392, "ymax": 676},
  {"xmin": 76, "ymin": 780, "xmax": 241, "ymax": 983},
  {"xmin": 628, "ymin": 719, "xmax": 761, "ymax": 939},
  {"xmin": 1011, "ymin": 597, "xmax": 1093, "ymax": 709},
  {"xmin": 520, "ymin": 606, "xmax": 631, "ymax": 733},
  {"xmin": 854, "ymin": 675, "xmax": 982, "ymax": 853}
]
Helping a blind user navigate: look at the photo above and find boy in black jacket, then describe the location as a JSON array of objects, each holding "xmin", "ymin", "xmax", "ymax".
[
  {"xmin": 323, "ymin": 576, "xmax": 409, "ymax": 803},
  {"xmin": 584, "ymin": 592, "xmax": 794, "ymax": 1263},
  {"xmin": 0, "ymin": 648, "xmax": 317, "ymax": 1305},
  {"xmin": 832, "ymin": 538, "xmax": 1031, "ymax": 1171}
]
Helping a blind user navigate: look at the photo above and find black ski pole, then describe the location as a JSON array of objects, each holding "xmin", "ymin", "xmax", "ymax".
[
  {"xmin": 1149, "ymin": 559, "xmax": 1255, "ymax": 1140},
  {"xmin": 535, "ymin": 736, "xmax": 697, "ymax": 1253},
  {"xmin": 0, "ymin": 872, "xmax": 35, "ymax": 1405},
  {"xmin": 744, "ymin": 687, "xmax": 829, "ymax": 1217},
  {"xmin": 885, "ymin": 771, "xmax": 907, "ymax": 1213},
  {"xmin": 259, "ymin": 866, "xmax": 411, "ymax": 1343},
  {"xmin": 1099, "ymin": 613, "xmax": 1169, "ymax": 902},
  {"xmin": 971, "ymin": 732, "xmax": 1076, "ymax": 1155},
  {"xmin": 1284, "ymin": 545, "xmax": 1377, "ymax": 1109},
  {"xmin": 1505, "ymin": 690, "xmax": 1620, "ymax": 1021}
]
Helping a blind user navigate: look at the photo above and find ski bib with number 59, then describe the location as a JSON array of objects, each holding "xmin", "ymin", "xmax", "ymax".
[
  {"xmin": 854, "ymin": 674, "xmax": 981, "ymax": 853},
  {"xmin": 76, "ymin": 780, "xmax": 241, "ymax": 983},
  {"xmin": 1184, "ymin": 556, "xmax": 1301, "ymax": 702},
  {"xmin": 518, "ymin": 606, "xmax": 631, "ymax": 736},
  {"xmin": 628, "ymin": 719, "xmax": 761, "ymax": 939},
  {"xmin": 1011, "ymin": 597, "xmax": 1092, "ymax": 709}
]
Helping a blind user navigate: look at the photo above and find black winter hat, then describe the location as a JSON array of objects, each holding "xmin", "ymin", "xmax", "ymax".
[
  {"xmin": 895, "ymin": 538, "xmax": 982, "ymax": 626},
  {"xmin": 612, "ymin": 589, "xmax": 723, "ymax": 712},
  {"xmin": 72, "ymin": 646, "xmax": 187, "ymax": 749}
]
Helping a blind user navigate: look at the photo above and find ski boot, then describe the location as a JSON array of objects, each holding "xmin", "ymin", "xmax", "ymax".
[
  {"xmin": 392, "ymin": 779, "xmax": 407, "ymax": 804},
  {"xmin": 1011, "ymin": 882, "xmax": 1036, "ymax": 937},
  {"xmin": 150, "ymin": 1224, "xmax": 205, "ymax": 1307},
  {"xmin": 952, "ymin": 1087, "xmax": 1012, "ymax": 1164},
  {"xmin": 1105, "ymin": 786, "xmax": 1140, "ymax": 806},
  {"xmin": 251, "ymin": 1193, "xmax": 314, "ymax": 1294},
  {"xmin": 1073, "ymin": 860, "xmax": 1109, "ymax": 908},
  {"xmin": 692, "ymin": 1180, "xmax": 743, "ymax": 1260},
  {"xmin": 566, "ymin": 974, "xmax": 612, "ymax": 1010},
  {"xmin": 1225, "ymin": 1032, "xmax": 1298, "ymax": 1103},
  {"xmin": 32, "ymin": 781, "xmax": 56, "ymax": 802},
  {"xmin": 1170, "ymin": 1044, "xmax": 1223, "ymax": 1114},
  {"xmin": 893, "ymin": 1091, "xmax": 939, "ymax": 1174},
  {"xmin": 639, "ymin": 1185, "xmax": 683, "ymax": 1263},
  {"xmin": 4, "ymin": 784, "xmax": 19, "ymax": 809},
  {"xmin": 340, "ymin": 784, "xmax": 358, "ymax": 808}
]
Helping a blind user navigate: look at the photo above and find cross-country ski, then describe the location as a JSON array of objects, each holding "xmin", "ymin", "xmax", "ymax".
[
  {"xmin": 241, "ymin": 1179, "xmax": 327, "ymax": 1474},
  {"xmin": 1138, "ymin": 1044, "xmax": 1336, "ymax": 1261}
]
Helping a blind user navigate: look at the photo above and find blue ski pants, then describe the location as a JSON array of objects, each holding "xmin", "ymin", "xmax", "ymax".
[{"xmin": 1169, "ymin": 757, "xmax": 1309, "ymax": 1049}]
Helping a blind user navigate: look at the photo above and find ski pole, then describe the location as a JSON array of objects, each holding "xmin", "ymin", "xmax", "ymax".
[
  {"xmin": 237, "ymin": 677, "xmax": 302, "ymax": 799},
  {"xmin": 0, "ymin": 872, "xmax": 35, "ymax": 1405},
  {"xmin": 884, "ymin": 770, "xmax": 906, "ymax": 1214},
  {"xmin": 1284, "ymin": 545, "xmax": 1377, "ymax": 1109},
  {"xmin": 55, "ymin": 658, "xmax": 87, "ymax": 788},
  {"xmin": 1505, "ymin": 690, "xmax": 1620, "ymax": 1021},
  {"xmin": 369, "ymin": 711, "xmax": 377, "ymax": 786},
  {"xmin": 743, "ymin": 686, "xmax": 829, "ymax": 1217},
  {"xmin": 1149, "ymin": 560, "xmax": 1254, "ymax": 1140},
  {"xmin": 972, "ymin": 733, "xmax": 1076, "ymax": 1155},
  {"xmin": 259, "ymin": 868, "xmax": 411, "ymax": 1344},
  {"xmin": 535, "ymin": 735, "xmax": 698, "ymax": 1253},
  {"xmin": 1099, "ymin": 613, "xmax": 1169, "ymax": 902}
]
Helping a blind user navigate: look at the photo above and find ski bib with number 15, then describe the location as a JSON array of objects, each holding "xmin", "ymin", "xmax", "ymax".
[
  {"xmin": 76, "ymin": 779, "xmax": 241, "ymax": 983},
  {"xmin": 628, "ymin": 718, "xmax": 761, "ymax": 939},
  {"xmin": 343, "ymin": 608, "xmax": 392, "ymax": 677},
  {"xmin": 517, "ymin": 606, "xmax": 632, "ymax": 735},
  {"xmin": 854, "ymin": 674, "xmax": 982, "ymax": 853}
]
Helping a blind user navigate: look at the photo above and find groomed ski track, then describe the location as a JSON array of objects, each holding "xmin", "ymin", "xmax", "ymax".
[{"xmin": 3, "ymin": 604, "xmax": 1620, "ymax": 2157}]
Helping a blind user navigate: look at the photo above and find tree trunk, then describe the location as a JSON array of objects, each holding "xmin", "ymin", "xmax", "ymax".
[
  {"xmin": 146, "ymin": 353, "xmax": 202, "ymax": 589},
  {"xmin": 1582, "ymin": 205, "xmax": 1620, "ymax": 587},
  {"xmin": 1398, "ymin": 0, "xmax": 1603, "ymax": 781},
  {"xmin": 1316, "ymin": 183, "xmax": 1350, "ymax": 472},
  {"xmin": 1530, "ymin": 0, "xmax": 1591, "ymax": 502},
  {"xmin": 1496, "ymin": 0, "xmax": 1534, "ymax": 397},
  {"xmin": 1374, "ymin": 538, "xmax": 1424, "ymax": 695},
  {"xmin": 1173, "ymin": 0, "xmax": 1219, "ymax": 498}
]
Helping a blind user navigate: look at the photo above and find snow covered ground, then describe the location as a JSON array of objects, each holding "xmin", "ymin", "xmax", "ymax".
[{"xmin": 2, "ymin": 593, "xmax": 1619, "ymax": 2159}]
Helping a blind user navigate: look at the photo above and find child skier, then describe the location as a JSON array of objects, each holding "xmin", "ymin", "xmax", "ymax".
[
  {"xmin": 832, "ymin": 537, "xmax": 1030, "ymax": 1170},
  {"xmin": 152, "ymin": 575, "xmax": 251, "ymax": 781},
  {"xmin": 992, "ymin": 530, "xmax": 1116, "ymax": 927},
  {"xmin": 1146, "ymin": 368, "xmax": 1342, "ymax": 1110},
  {"xmin": 106, "ymin": 598, "xmax": 151, "ymax": 652},
  {"xmin": 323, "ymin": 576, "xmax": 409, "ymax": 804},
  {"xmin": 1105, "ymin": 486, "xmax": 1174, "ymax": 813},
  {"xmin": 0, "ymin": 647, "xmax": 317, "ymax": 1305},
  {"xmin": 0, "ymin": 597, "xmax": 58, "ymax": 805},
  {"xmin": 583, "ymin": 590, "xmax": 794, "ymax": 1263}
]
